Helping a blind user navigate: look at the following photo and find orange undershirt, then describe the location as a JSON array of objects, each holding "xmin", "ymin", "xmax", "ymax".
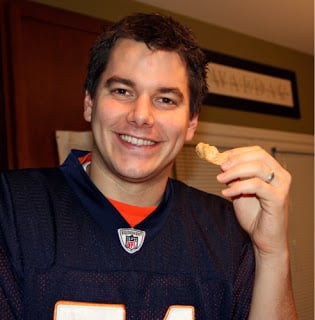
[
  {"xmin": 78, "ymin": 153, "xmax": 157, "ymax": 227},
  {"xmin": 107, "ymin": 198, "xmax": 157, "ymax": 227}
]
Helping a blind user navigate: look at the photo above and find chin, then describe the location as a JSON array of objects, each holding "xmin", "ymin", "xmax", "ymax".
[{"xmin": 118, "ymin": 168, "xmax": 166, "ymax": 183}]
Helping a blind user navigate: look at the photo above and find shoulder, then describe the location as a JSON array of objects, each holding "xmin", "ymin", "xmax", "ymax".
[
  {"xmin": 0, "ymin": 168, "xmax": 70, "ymax": 220},
  {"xmin": 0, "ymin": 167, "xmax": 68, "ymax": 217},
  {"xmin": 1, "ymin": 167, "xmax": 65, "ymax": 191},
  {"xmin": 0, "ymin": 168, "xmax": 73, "ymax": 270}
]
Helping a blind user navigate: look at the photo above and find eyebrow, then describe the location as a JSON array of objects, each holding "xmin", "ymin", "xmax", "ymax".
[
  {"xmin": 105, "ymin": 76, "xmax": 135, "ymax": 88},
  {"xmin": 105, "ymin": 76, "xmax": 184, "ymax": 100},
  {"xmin": 158, "ymin": 87, "xmax": 184, "ymax": 100}
]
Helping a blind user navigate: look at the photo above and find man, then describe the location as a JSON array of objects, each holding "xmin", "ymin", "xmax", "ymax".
[{"xmin": 0, "ymin": 13, "xmax": 297, "ymax": 319}]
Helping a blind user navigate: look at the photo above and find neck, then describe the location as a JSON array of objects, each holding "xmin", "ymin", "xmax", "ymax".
[{"xmin": 88, "ymin": 160, "xmax": 171, "ymax": 207}]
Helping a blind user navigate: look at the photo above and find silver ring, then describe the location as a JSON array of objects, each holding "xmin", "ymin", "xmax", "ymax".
[{"xmin": 266, "ymin": 171, "xmax": 275, "ymax": 183}]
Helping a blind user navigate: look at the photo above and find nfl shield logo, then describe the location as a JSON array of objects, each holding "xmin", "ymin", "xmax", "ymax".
[
  {"xmin": 126, "ymin": 235, "xmax": 138, "ymax": 250},
  {"xmin": 118, "ymin": 228, "xmax": 146, "ymax": 254}
]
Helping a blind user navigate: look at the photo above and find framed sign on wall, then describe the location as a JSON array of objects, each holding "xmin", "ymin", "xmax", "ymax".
[{"xmin": 203, "ymin": 50, "xmax": 300, "ymax": 118}]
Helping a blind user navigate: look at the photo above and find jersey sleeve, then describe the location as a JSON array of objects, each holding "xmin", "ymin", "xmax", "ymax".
[
  {"xmin": 0, "ymin": 248, "xmax": 23, "ymax": 319},
  {"xmin": 231, "ymin": 240, "xmax": 255, "ymax": 319},
  {"xmin": 219, "ymin": 194, "xmax": 255, "ymax": 319},
  {"xmin": 0, "ymin": 173, "xmax": 23, "ymax": 320}
]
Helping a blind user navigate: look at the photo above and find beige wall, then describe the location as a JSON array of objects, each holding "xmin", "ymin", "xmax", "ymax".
[{"xmin": 32, "ymin": 0, "xmax": 314, "ymax": 135}]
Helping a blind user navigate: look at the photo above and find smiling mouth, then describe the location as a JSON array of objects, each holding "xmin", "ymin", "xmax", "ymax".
[{"xmin": 120, "ymin": 134, "xmax": 156, "ymax": 146}]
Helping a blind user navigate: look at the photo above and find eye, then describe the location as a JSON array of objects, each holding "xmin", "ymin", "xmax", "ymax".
[
  {"xmin": 110, "ymin": 87, "xmax": 135, "ymax": 102},
  {"xmin": 159, "ymin": 97, "xmax": 175, "ymax": 105},
  {"xmin": 154, "ymin": 96, "xmax": 179, "ymax": 109},
  {"xmin": 112, "ymin": 88, "xmax": 130, "ymax": 96}
]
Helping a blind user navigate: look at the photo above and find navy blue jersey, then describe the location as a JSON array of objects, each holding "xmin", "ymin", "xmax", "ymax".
[{"xmin": 0, "ymin": 150, "xmax": 254, "ymax": 319}]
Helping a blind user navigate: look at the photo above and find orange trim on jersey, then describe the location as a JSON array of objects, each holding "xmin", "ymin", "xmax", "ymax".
[
  {"xmin": 78, "ymin": 152, "xmax": 92, "ymax": 165},
  {"xmin": 108, "ymin": 198, "xmax": 157, "ymax": 227}
]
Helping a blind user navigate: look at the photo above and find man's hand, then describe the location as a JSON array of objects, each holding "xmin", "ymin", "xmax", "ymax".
[
  {"xmin": 216, "ymin": 145, "xmax": 297, "ymax": 319},
  {"xmin": 216, "ymin": 145, "xmax": 291, "ymax": 257}
]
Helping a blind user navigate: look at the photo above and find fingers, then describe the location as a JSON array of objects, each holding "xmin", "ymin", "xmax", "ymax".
[
  {"xmin": 221, "ymin": 146, "xmax": 279, "ymax": 172},
  {"xmin": 217, "ymin": 146, "xmax": 291, "ymax": 198},
  {"xmin": 219, "ymin": 177, "xmax": 276, "ymax": 200},
  {"xmin": 217, "ymin": 160, "xmax": 277, "ymax": 185}
]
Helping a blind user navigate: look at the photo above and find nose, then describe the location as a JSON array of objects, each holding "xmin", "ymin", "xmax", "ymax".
[{"xmin": 127, "ymin": 95, "xmax": 154, "ymax": 127}]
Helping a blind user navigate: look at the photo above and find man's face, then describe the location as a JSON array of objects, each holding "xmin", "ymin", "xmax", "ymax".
[{"xmin": 84, "ymin": 38, "xmax": 198, "ymax": 183}]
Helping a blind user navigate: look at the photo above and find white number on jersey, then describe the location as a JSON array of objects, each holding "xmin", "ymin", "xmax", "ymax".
[{"xmin": 54, "ymin": 301, "xmax": 195, "ymax": 320}]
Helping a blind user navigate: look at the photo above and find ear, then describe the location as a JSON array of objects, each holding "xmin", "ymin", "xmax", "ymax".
[
  {"xmin": 185, "ymin": 114, "xmax": 199, "ymax": 142},
  {"xmin": 83, "ymin": 91, "xmax": 93, "ymax": 122}
]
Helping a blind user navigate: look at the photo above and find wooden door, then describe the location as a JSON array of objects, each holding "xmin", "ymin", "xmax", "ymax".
[{"xmin": 2, "ymin": 1, "xmax": 109, "ymax": 168}]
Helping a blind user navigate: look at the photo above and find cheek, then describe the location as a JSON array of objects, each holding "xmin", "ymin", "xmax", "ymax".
[
  {"xmin": 162, "ymin": 116, "xmax": 191, "ymax": 143},
  {"xmin": 91, "ymin": 102, "xmax": 116, "ymax": 124},
  {"xmin": 90, "ymin": 108, "xmax": 111, "ymax": 137}
]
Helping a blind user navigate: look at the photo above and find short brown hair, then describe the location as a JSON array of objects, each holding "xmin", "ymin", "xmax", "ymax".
[{"xmin": 84, "ymin": 13, "xmax": 208, "ymax": 118}]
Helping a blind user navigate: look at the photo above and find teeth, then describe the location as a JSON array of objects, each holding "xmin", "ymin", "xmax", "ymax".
[{"xmin": 120, "ymin": 135, "xmax": 155, "ymax": 146}]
